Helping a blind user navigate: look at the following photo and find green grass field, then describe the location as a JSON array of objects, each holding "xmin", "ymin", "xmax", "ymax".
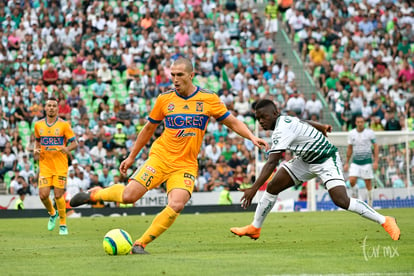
[{"xmin": 1, "ymin": 208, "xmax": 413, "ymax": 276}]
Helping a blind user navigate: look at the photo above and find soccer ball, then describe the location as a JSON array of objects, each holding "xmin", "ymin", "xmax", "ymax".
[{"xmin": 103, "ymin": 229, "xmax": 133, "ymax": 255}]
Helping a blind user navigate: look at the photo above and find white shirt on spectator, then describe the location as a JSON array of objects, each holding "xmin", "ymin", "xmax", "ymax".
[
  {"xmin": 66, "ymin": 175, "xmax": 82, "ymax": 200},
  {"xmin": 362, "ymin": 104, "xmax": 373, "ymax": 120},
  {"xmin": 286, "ymin": 96, "xmax": 305, "ymax": 115},
  {"xmin": 220, "ymin": 93, "xmax": 234, "ymax": 107},
  {"xmin": 214, "ymin": 30, "xmax": 230, "ymax": 45},
  {"xmin": 97, "ymin": 67, "xmax": 112, "ymax": 83},
  {"xmin": 234, "ymin": 99, "xmax": 250, "ymax": 116},
  {"xmin": 204, "ymin": 144, "xmax": 222, "ymax": 163},
  {"xmin": 379, "ymin": 76, "xmax": 395, "ymax": 91},
  {"xmin": 2, "ymin": 153, "xmax": 16, "ymax": 169},
  {"xmin": 89, "ymin": 146, "xmax": 107, "ymax": 162},
  {"xmin": 353, "ymin": 60, "xmax": 372, "ymax": 77},
  {"xmin": 106, "ymin": 18, "xmax": 118, "ymax": 34},
  {"xmin": 59, "ymin": 68, "xmax": 72, "ymax": 80},
  {"xmin": 278, "ymin": 70, "xmax": 295, "ymax": 83},
  {"xmin": 305, "ymin": 99, "xmax": 323, "ymax": 118}
]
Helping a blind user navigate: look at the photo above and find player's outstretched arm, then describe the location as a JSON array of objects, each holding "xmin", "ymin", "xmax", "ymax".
[
  {"xmin": 221, "ymin": 114, "xmax": 269, "ymax": 151},
  {"xmin": 304, "ymin": 120, "xmax": 332, "ymax": 137},
  {"xmin": 240, "ymin": 152, "xmax": 282, "ymax": 208},
  {"xmin": 119, "ymin": 121, "xmax": 158, "ymax": 175}
]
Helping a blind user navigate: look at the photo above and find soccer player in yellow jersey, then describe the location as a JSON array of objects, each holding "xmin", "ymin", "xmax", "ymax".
[
  {"xmin": 70, "ymin": 57, "xmax": 269, "ymax": 254},
  {"xmin": 34, "ymin": 98, "xmax": 77, "ymax": 235}
]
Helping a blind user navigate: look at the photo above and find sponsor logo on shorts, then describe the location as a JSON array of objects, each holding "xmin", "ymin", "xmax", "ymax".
[
  {"xmin": 146, "ymin": 166, "xmax": 156, "ymax": 174},
  {"xmin": 183, "ymin": 173, "xmax": 195, "ymax": 181}
]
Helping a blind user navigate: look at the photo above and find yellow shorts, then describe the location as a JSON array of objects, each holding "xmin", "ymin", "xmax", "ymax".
[
  {"xmin": 39, "ymin": 175, "xmax": 67, "ymax": 189},
  {"xmin": 130, "ymin": 157, "xmax": 197, "ymax": 194}
]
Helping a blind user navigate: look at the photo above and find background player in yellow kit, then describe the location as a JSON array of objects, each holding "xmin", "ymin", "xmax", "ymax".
[
  {"xmin": 34, "ymin": 98, "xmax": 78, "ymax": 235},
  {"xmin": 70, "ymin": 57, "xmax": 269, "ymax": 253}
]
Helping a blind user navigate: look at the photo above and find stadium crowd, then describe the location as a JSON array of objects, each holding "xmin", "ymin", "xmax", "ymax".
[
  {"xmin": 0, "ymin": 0, "xmax": 412, "ymax": 200},
  {"xmin": 286, "ymin": 0, "xmax": 414, "ymax": 188}
]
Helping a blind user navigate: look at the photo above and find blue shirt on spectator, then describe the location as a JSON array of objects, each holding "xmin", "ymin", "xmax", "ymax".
[
  {"xmin": 358, "ymin": 20, "xmax": 374, "ymax": 35},
  {"xmin": 92, "ymin": 82, "xmax": 107, "ymax": 97}
]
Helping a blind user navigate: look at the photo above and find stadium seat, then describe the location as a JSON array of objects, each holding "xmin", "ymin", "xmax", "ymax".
[
  {"xmin": 92, "ymin": 98, "xmax": 103, "ymax": 112},
  {"xmin": 112, "ymin": 70, "xmax": 121, "ymax": 78}
]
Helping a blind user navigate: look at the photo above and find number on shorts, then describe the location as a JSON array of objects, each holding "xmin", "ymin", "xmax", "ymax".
[{"xmin": 145, "ymin": 176, "xmax": 153, "ymax": 187}]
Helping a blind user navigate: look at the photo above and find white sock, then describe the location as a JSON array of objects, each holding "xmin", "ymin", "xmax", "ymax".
[
  {"xmin": 347, "ymin": 197, "xmax": 385, "ymax": 224},
  {"xmin": 367, "ymin": 189, "xmax": 373, "ymax": 206},
  {"xmin": 351, "ymin": 185, "xmax": 358, "ymax": 198},
  {"xmin": 252, "ymin": 191, "xmax": 278, "ymax": 228}
]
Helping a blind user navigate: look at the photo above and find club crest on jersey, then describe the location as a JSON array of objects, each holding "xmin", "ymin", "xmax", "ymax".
[
  {"xmin": 196, "ymin": 102, "xmax": 203, "ymax": 112},
  {"xmin": 168, "ymin": 103, "xmax": 175, "ymax": 113},
  {"xmin": 55, "ymin": 128, "xmax": 60, "ymax": 135}
]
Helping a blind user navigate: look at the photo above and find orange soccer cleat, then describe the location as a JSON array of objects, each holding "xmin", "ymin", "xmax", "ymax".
[
  {"xmin": 382, "ymin": 216, "xmax": 400, "ymax": 241},
  {"xmin": 230, "ymin": 224, "xmax": 261, "ymax": 240}
]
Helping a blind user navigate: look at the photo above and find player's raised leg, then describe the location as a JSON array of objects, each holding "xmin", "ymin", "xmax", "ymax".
[
  {"xmin": 328, "ymin": 184, "xmax": 400, "ymax": 240},
  {"xmin": 70, "ymin": 180, "xmax": 146, "ymax": 207}
]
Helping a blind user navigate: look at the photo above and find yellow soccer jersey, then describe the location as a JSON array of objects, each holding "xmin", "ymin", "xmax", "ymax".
[
  {"xmin": 148, "ymin": 87, "xmax": 230, "ymax": 168},
  {"xmin": 34, "ymin": 118, "xmax": 76, "ymax": 176}
]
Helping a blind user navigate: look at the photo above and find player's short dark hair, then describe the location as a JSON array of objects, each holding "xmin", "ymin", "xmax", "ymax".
[
  {"xmin": 255, "ymin": 99, "xmax": 277, "ymax": 112},
  {"xmin": 173, "ymin": 57, "xmax": 194, "ymax": 73},
  {"xmin": 46, "ymin": 97, "xmax": 58, "ymax": 103}
]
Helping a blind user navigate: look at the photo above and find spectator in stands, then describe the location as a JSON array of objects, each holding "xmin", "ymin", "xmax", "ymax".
[
  {"xmin": 308, "ymin": 43, "xmax": 327, "ymax": 74},
  {"xmin": 97, "ymin": 63, "xmax": 112, "ymax": 84},
  {"xmin": 384, "ymin": 108, "xmax": 402, "ymax": 131},
  {"xmin": 0, "ymin": 146, "xmax": 17, "ymax": 181},
  {"xmin": 205, "ymin": 138, "xmax": 222, "ymax": 163},
  {"xmin": 42, "ymin": 64, "xmax": 58, "ymax": 86},
  {"xmin": 305, "ymin": 93, "xmax": 323, "ymax": 120},
  {"xmin": 72, "ymin": 63, "xmax": 87, "ymax": 87},
  {"xmin": 278, "ymin": 64, "xmax": 295, "ymax": 85},
  {"xmin": 258, "ymin": 31, "xmax": 275, "ymax": 54},
  {"xmin": 286, "ymin": 90, "xmax": 305, "ymax": 117},
  {"xmin": 91, "ymin": 77, "xmax": 109, "ymax": 104},
  {"xmin": 89, "ymin": 140, "xmax": 107, "ymax": 163}
]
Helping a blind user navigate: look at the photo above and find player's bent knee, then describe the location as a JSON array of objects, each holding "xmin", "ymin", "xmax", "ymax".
[{"xmin": 168, "ymin": 200, "xmax": 186, "ymax": 213}]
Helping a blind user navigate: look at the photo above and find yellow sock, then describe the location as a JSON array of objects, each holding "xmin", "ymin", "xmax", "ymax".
[
  {"xmin": 55, "ymin": 196, "xmax": 66, "ymax": 226},
  {"xmin": 137, "ymin": 205, "xmax": 179, "ymax": 246},
  {"xmin": 42, "ymin": 198, "xmax": 56, "ymax": 216},
  {"xmin": 93, "ymin": 184, "xmax": 125, "ymax": 202}
]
